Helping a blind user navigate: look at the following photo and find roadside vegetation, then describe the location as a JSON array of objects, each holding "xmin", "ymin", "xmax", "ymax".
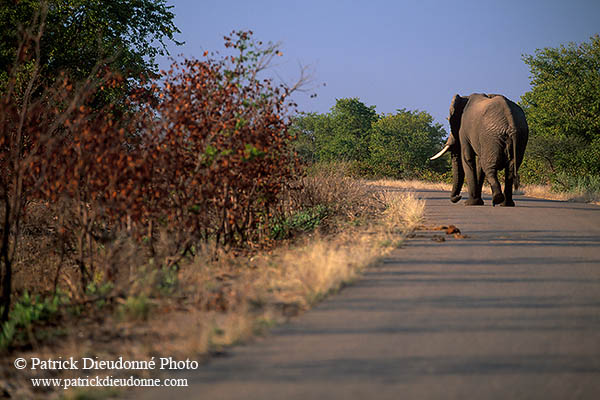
[
  {"xmin": 291, "ymin": 99, "xmax": 450, "ymax": 180},
  {"xmin": 517, "ymin": 35, "xmax": 600, "ymax": 203},
  {"xmin": 0, "ymin": 2, "xmax": 426, "ymax": 398}
]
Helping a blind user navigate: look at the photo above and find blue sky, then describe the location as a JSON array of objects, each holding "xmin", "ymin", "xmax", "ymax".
[{"xmin": 158, "ymin": 0, "xmax": 600, "ymax": 130}]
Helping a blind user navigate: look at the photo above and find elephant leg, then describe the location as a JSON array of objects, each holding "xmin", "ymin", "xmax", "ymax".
[
  {"xmin": 483, "ymin": 165, "xmax": 504, "ymax": 206},
  {"xmin": 450, "ymin": 152, "xmax": 464, "ymax": 203},
  {"xmin": 501, "ymin": 165, "xmax": 515, "ymax": 207},
  {"xmin": 462, "ymin": 146, "xmax": 484, "ymax": 206},
  {"xmin": 475, "ymin": 158, "xmax": 485, "ymax": 200}
]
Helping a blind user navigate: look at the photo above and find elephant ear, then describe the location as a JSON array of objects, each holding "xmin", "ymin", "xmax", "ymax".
[
  {"xmin": 449, "ymin": 94, "xmax": 464, "ymax": 119},
  {"xmin": 448, "ymin": 94, "xmax": 465, "ymax": 139}
]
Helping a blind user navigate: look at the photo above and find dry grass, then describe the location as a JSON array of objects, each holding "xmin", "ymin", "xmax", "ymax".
[
  {"xmin": 171, "ymin": 188, "xmax": 425, "ymax": 349},
  {"xmin": 379, "ymin": 191, "xmax": 426, "ymax": 231},
  {"xmin": 518, "ymin": 184, "xmax": 600, "ymax": 204},
  {"xmin": 297, "ymin": 162, "xmax": 382, "ymax": 220},
  {"xmin": 264, "ymin": 233, "xmax": 381, "ymax": 307},
  {"xmin": 2, "ymin": 178, "xmax": 427, "ymax": 399},
  {"xmin": 368, "ymin": 179, "xmax": 600, "ymax": 205},
  {"xmin": 367, "ymin": 178, "xmax": 452, "ymax": 192}
]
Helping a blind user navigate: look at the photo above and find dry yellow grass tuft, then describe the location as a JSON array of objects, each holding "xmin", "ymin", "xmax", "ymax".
[
  {"xmin": 265, "ymin": 233, "xmax": 380, "ymax": 308},
  {"xmin": 379, "ymin": 191, "xmax": 426, "ymax": 232}
]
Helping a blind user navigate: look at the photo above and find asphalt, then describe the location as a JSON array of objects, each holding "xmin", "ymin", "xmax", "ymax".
[{"xmin": 143, "ymin": 189, "xmax": 600, "ymax": 400}]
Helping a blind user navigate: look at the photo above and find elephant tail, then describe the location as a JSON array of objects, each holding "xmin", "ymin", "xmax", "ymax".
[
  {"xmin": 503, "ymin": 99, "xmax": 523, "ymax": 190},
  {"xmin": 512, "ymin": 133, "xmax": 520, "ymax": 190}
]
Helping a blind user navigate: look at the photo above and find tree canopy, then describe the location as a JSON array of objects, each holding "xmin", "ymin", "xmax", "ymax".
[
  {"xmin": 520, "ymin": 35, "xmax": 600, "ymax": 182},
  {"xmin": 0, "ymin": 0, "xmax": 181, "ymax": 89},
  {"xmin": 291, "ymin": 98, "xmax": 448, "ymax": 178},
  {"xmin": 309, "ymin": 98, "xmax": 377, "ymax": 162},
  {"xmin": 369, "ymin": 109, "xmax": 447, "ymax": 178}
]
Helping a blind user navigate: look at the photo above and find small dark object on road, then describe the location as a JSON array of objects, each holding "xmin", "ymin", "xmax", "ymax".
[{"xmin": 445, "ymin": 225, "xmax": 461, "ymax": 234}]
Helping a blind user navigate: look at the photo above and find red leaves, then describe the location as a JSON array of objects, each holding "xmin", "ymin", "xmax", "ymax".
[
  {"xmin": 137, "ymin": 31, "xmax": 298, "ymax": 246},
  {"xmin": 1, "ymin": 29, "xmax": 299, "ymax": 279}
]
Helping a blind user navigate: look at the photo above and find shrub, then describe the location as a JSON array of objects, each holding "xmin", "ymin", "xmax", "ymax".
[
  {"xmin": 0, "ymin": 291, "xmax": 65, "ymax": 350},
  {"xmin": 269, "ymin": 205, "xmax": 328, "ymax": 240},
  {"xmin": 1, "ymin": 28, "xmax": 304, "ymax": 328},
  {"xmin": 144, "ymin": 31, "xmax": 300, "ymax": 250}
]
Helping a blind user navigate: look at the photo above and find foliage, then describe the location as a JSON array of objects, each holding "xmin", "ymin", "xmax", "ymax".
[
  {"xmin": 0, "ymin": 15, "xmax": 139, "ymax": 319},
  {"xmin": 550, "ymin": 172, "xmax": 600, "ymax": 194},
  {"xmin": 0, "ymin": 0, "xmax": 181, "ymax": 104},
  {"xmin": 369, "ymin": 109, "xmax": 447, "ymax": 178},
  {"xmin": 117, "ymin": 294, "xmax": 151, "ymax": 321},
  {"xmin": 289, "ymin": 112, "xmax": 322, "ymax": 164},
  {"xmin": 145, "ymin": 31, "xmax": 300, "ymax": 249},
  {"xmin": 291, "ymin": 103, "xmax": 448, "ymax": 178},
  {"xmin": 1, "ymin": 28, "xmax": 301, "ymax": 326},
  {"xmin": 0, "ymin": 291, "xmax": 64, "ymax": 349},
  {"xmin": 520, "ymin": 35, "xmax": 600, "ymax": 183},
  {"xmin": 1, "ymin": 56, "xmax": 152, "ymax": 299},
  {"xmin": 321, "ymin": 98, "xmax": 378, "ymax": 162},
  {"xmin": 269, "ymin": 205, "xmax": 328, "ymax": 240},
  {"xmin": 291, "ymin": 98, "xmax": 377, "ymax": 163}
]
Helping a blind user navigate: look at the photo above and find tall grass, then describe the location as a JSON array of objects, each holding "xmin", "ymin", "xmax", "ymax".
[{"xmin": 299, "ymin": 162, "xmax": 382, "ymax": 220}]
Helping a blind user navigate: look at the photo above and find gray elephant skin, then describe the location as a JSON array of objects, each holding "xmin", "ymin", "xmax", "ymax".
[{"xmin": 431, "ymin": 93, "xmax": 529, "ymax": 206}]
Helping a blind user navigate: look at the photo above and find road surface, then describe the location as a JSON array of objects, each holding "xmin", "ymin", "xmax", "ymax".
[{"xmin": 143, "ymin": 189, "xmax": 600, "ymax": 399}]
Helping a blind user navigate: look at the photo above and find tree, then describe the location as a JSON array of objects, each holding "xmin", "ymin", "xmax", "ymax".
[
  {"xmin": 520, "ymin": 35, "xmax": 600, "ymax": 181},
  {"xmin": 291, "ymin": 98, "xmax": 377, "ymax": 163},
  {"xmin": 323, "ymin": 98, "xmax": 378, "ymax": 162},
  {"xmin": 369, "ymin": 109, "xmax": 447, "ymax": 178},
  {"xmin": 291, "ymin": 100, "xmax": 449, "ymax": 178},
  {"xmin": 289, "ymin": 112, "xmax": 324, "ymax": 163},
  {"xmin": 0, "ymin": 0, "xmax": 181, "ymax": 96},
  {"xmin": 0, "ymin": 19, "xmax": 150, "ymax": 320}
]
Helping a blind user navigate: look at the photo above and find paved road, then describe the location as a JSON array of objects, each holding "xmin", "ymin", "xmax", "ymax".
[{"xmin": 145, "ymin": 190, "xmax": 600, "ymax": 399}]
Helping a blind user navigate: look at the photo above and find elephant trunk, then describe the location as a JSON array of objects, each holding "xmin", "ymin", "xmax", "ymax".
[{"xmin": 450, "ymin": 151, "xmax": 464, "ymax": 203}]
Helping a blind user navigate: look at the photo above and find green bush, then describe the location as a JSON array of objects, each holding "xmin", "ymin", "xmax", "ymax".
[
  {"xmin": 369, "ymin": 109, "xmax": 447, "ymax": 178},
  {"xmin": 117, "ymin": 295, "xmax": 151, "ymax": 321},
  {"xmin": 0, "ymin": 291, "xmax": 65, "ymax": 349},
  {"xmin": 551, "ymin": 172, "xmax": 600, "ymax": 194},
  {"xmin": 291, "ymin": 101, "xmax": 449, "ymax": 179},
  {"xmin": 520, "ymin": 35, "xmax": 600, "ymax": 185},
  {"xmin": 270, "ymin": 205, "xmax": 329, "ymax": 240}
]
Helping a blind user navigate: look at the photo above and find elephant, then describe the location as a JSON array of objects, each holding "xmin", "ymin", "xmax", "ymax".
[{"xmin": 430, "ymin": 93, "xmax": 528, "ymax": 206}]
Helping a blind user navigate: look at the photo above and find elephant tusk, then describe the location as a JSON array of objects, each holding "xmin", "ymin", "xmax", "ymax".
[{"xmin": 430, "ymin": 145, "xmax": 450, "ymax": 160}]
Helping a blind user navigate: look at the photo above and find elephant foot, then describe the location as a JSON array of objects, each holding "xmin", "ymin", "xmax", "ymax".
[
  {"xmin": 492, "ymin": 193, "xmax": 505, "ymax": 206},
  {"xmin": 500, "ymin": 199, "xmax": 515, "ymax": 207},
  {"xmin": 465, "ymin": 197, "xmax": 484, "ymax": 206},
  {"xmin": 450, "ymin": 195, "xmax": 462, "ymax": 203}
]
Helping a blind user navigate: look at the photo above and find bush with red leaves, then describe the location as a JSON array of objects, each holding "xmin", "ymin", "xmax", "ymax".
[
  {"xmin": 144, "ymin": 31, "xmax": 300, "ymax": 251},
  {"xmin": 1, "ymin": 29, "xmax": 301, "ymax": 319}
]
